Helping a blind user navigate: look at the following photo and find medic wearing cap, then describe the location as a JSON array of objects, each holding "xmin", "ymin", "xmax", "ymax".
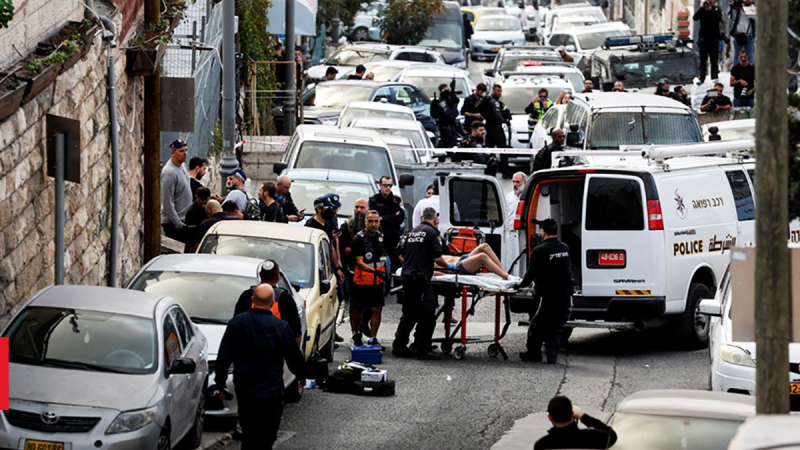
[{"xmin": 306, "ymin": 193, "xmax": 345, "ymax": 283}]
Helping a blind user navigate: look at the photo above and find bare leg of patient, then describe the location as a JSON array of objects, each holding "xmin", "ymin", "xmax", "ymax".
[
  {"xmin": 460, "ymin": 253, "xmax": 510, "ymax": 279},
  {"xmin": 469, "ymin": 243, "xmax": 503, "ymax": 268}
]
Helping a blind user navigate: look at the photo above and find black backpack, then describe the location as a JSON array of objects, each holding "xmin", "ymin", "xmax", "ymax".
[{"xmin": 242, "ymin": 192, "xmax": 261, "ymax": 221}]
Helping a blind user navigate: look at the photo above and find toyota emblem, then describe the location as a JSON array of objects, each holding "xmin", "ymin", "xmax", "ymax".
[{"xmin": 40, "ymin": 412, "xmax": 59, "ymax": 425}]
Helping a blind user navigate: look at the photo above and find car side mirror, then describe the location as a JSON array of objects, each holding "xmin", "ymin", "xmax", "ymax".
[
  {"xmin": 528, "ymin": 118, "xmax": 538, "ymax": 128},
  {"xmin": 273, "ymin": 162, "xmax": 288, "ymax": 175},
  {"xmin": 698, "ymin": 299, "xmax": 722, "ymax": 317},
  {"xmin": 485, "ymin": 69, "xmax": 494, "ymax": 77},
  {"xmin": 565, "ymin": 44, "xmax": 576, "ymax": 52},
  {"xmin": 319, "ymin": 279, "xmax": 331, "ymax": 294},
  {"xmin": 170, "ymin": 358, "xmax": 196, "ymax": 375},
  {"xmin": 399, "ymin": 173, "xmax": 415, "ymax": 187}
]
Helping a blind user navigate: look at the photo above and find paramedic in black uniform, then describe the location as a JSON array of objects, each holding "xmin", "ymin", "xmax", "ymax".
[
  {"xmin": 392, "ymin": 207, "xmax": 449, "ymax": 360},
  {"xmin": 517, "ymin": 218, "xmax": 574, "ymax": 364}
]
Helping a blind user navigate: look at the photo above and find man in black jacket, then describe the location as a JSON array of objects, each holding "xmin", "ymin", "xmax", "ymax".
[
  {"xmin": 534, "ymin": 395, "xmax": 617, "ymax": 449},
  {"xmin": 369, "ymin": 176, "xmax": 406, "ymax": 279},
  {"xmin": 276, "ymin": 175, "xmax": 306, "ymax": 222},
  {"xmin": 480, "ymin": 84, "xmax": 513, "ymax": 178},
  {"xmin": 212, "ymin": 284, "xmax": 305, "ymax": 450},
  {"xmin": 518, "ymin": 218, "xmax": 573, "ymax": 364},
  {"xmin": 533, "ymin": 129, "xmax": 566, "ymax": 173},
  {"xmin": 431, "ymin": 83, "xmax": 460, "ymax": 148},
  {"xmin": 693, "ymin": 0, "xmax": 724, "ymax": 83}
]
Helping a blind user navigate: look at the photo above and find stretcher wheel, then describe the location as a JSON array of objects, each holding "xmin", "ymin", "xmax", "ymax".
[
  {"xmin": 453, "ymin": 346, "xmax": 466, "ymax": 360},
  {"xmin": 487, "ymin": 343, "xmax": 499, "ymax": 358},
  {"xmin": 441, "ymin": 340, "xmax": 453, "ymax": 355}
]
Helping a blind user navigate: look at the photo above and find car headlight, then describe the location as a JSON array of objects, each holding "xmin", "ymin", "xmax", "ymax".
[
  {"xmin": 106, "ymin": 406, "xmax": 158, "ymax": 434},
  {"xmin": 319, "ymin": 117, "xmax": 338, "ymax": 125},
  {"xmin": 718, "ymin": 344, "xmax": 756, "ymax": 368}
]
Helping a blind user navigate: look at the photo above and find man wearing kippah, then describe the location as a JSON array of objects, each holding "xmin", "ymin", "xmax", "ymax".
[{"xmin": 161, "ymin": 139, "xmax": 192, "ymax": 243}]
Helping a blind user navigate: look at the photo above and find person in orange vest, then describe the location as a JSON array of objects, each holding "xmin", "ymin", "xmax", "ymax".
[
  {"xmin": 350, "ymin": 210, "xmax": 388, "ymax": 348},
  {"xmin": 234, "ymin": 260, "xmax": 302, "ymax": 347}
]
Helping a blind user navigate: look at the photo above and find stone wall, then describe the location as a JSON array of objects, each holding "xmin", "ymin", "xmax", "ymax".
[
  {"xmin": 0, "ymin": 0, "xmax": 84, "ymax": 69},
  {"xmin": 0, "ymin": 10, "xmax": 145, "ymax": 326},
  {"xmin": 241, "ymin": 135, "xmax": 290, "ymax": 186}
]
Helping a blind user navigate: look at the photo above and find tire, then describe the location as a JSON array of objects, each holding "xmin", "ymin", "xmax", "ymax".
[
  {"xmin": 487, "ymin": 344, "xmax": 499, "ymax": 358},
  {"xmin": 180, "ymin": 397, "xmax": 204, "ymax": 449},
  {"xmin": 673, "ymin": 283, "xmax": 712, "ymax": 349},
  {"xmin": 453, "ymin": 346, "xmax": 466, "ymax": 360},
  {"xmin": 157, "ymin": 431, "xmax": 171, "ymax": 450},
  {"xmin": 320, "ymin": 321, "xmax": 336, "ymax": 362},
  {"xmin": 353, "ymin": 27, "xmax": 369, "ymax": 41},
  {"xmin": 470, "ymin": 53, "xmax": 478, "ymax": 62},
  {"xmin": 285, "ymin": 376, "xmax": 304, "ymax": 403}
]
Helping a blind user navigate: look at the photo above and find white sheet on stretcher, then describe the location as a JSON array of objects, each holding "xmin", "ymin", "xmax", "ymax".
[{"xmin": 432, "ymin": 273, "xmax": 518, "ymax": 293}]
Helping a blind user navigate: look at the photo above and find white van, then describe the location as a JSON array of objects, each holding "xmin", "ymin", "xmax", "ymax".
[{"xmin": 510, "ymin": 140, "xmax": 800, "ymax": 348}]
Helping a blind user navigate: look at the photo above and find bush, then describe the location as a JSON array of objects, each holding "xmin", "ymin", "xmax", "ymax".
[{"xmin": 376, "ymin": 0, "xmax": 444, "ymax": 46}]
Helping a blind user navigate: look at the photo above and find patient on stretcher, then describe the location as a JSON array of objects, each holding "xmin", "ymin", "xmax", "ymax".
[{"xmin": 435, "ymin": 243, "xmax": 517, "ymax": 281}]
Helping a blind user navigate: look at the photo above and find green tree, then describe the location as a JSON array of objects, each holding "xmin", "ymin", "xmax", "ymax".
[
  {"xmin": 318, "ymin": 0, "xmax": 364, "ymax": 29},
  {"xmin": 376, "ymin": 0, "xmax": 444, "ymax": 45}
]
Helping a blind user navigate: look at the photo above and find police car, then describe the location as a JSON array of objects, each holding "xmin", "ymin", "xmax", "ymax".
[
  {"xmin": 512, "ymin": 139, "xmax": 800, "ymax": 348},
  {"xmin": 588, "ymin": 35, "xmax": 699, "ymax": 92},
  {"xmin": 483, "ymin": 46, "xmax": 564, "ymax": 87},
  {"xmin": 499, "ymin": 74, "xmax": 573, "ymax": 148}
]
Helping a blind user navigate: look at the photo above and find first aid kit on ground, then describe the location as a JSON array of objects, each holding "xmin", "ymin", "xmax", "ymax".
[
  {"xmin": 322, "ymin": 362, "xmax": 395, "ymax": 396},
  {"xmin": 350, "ymin": 344, "xmax": 383, "ymax": 365},
  {"xmin": 360, "ymin": 369, "xmax": 388, "ymax": 383}
]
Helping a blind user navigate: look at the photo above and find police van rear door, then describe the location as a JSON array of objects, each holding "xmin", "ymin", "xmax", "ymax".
[
  {"xmin": 440, "ymin": 174, "xmax": 510, "ymax": 265},
  {"xmin": 581, "ymin": 174, "xmax": 657, "ymax": 298}
]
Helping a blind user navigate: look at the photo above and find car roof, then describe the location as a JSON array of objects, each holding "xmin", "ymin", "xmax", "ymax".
[
  {"xmin": 502, "ymin": 75, "xmax": 574, "ymax": 88},
  {"xmin": 614, "ymin": 390, "xmax": 755, "ymax": 422},
  {"xmin": 399, "ymin": 67, "xmax": 471, "ymax": 78},
  {"xmin": 284, "ymin": 168, "xmax": 377, "ymax": 185},
  {"xmin": 140, "ymin": 254, "xmax": 264, "ymax": 278},
  {"xmin": 340, "ymin": 43, "xmax": 394, "ymax": 52},
  {"xmin": 572, "ymin": 92, "xmax": 693, "ymax": 110},
  {"xmin": 364, "ymin": 60, "xmax": 420, "ymax": 69},
  {"xmin": 295, "ymin": 124, "xmax": 387, "ymax": 146},
  {"xmin": 593, "ymin": 45, "xmax": 694, "ymax": 59},
  {"xmin": 556, "ymin": 22, "xmax": 630, "ymax": 35},
  {"xmin": 541, "ymin": 154, "xmax": 748, "ymax": 176},
  {"xmin": 351, "ymin": 117, "xmax": 423, "ymax": 130},
  {"xmin": 477, "ymin": 13, "xmax": 517, "ymax": 21},
  {"xmin": 512, "ymin": 65, "xmax": 581, "ymax": 74},
  {"xmin": 30, "ymin": 285, "xmax": 166, "ymax": 318},
  {"xmin": 206, "ymin": 220, "xmax": 326, "ymax": 243},
  {"xmin": 343, "ymin": 101, "xmax": 415, "ymax": 114}
]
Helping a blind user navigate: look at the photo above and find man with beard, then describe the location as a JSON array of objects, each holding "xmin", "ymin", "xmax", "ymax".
[
  {"xmin": 340, "ymin": 198, "xmax": 371, "ymax": 337},
  {"xmin": 506, "ymin": 172, "xmax": 525, "ymax": 230}
]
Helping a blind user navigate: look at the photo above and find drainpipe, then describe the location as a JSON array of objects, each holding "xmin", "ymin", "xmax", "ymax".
[{"xmin": 84, "ymin": 1, "xmax": 121, "ymax": 287}]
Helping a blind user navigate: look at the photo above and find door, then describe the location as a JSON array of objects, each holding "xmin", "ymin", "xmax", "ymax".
[
  {"xmin": 724, "ymin": 169, "xmax": 756, "ymax": 246},
  {"xmin": 318, "ymin": 238, "xmax": 337, "ymax": 346},
  {"xmin": 169, "ymin": 307, "xmax": 203, "ymax": 438},
  {"xmin": 581, "ymin": 175, "xmax": 654, "ymax": 297},
  {"xmin": 163, "ymin": 312, "xmax": 190, "ymax": 443},
  {"xmin": 440, "ymin": 175, "xmax": 511, "ymax": 265}
]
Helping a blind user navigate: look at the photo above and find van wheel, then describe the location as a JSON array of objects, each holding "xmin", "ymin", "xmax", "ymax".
[
  {"xmin": 674, "ymin": 283, "xmax": 712, "ymax": 349},
  {"xmin": 320, "ymin": 321, "xmax": 336, "ymax": 362}
]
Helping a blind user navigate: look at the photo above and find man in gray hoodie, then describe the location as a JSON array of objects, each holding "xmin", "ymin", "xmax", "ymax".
[{"xmin": 161, "ymin": 139, "xmax": 193, "ymax": 243}]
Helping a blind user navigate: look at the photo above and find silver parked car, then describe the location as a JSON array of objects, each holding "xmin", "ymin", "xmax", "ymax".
[{"xmin": 1, "ymin": 285, "xmax": 208, "ymax": 450}]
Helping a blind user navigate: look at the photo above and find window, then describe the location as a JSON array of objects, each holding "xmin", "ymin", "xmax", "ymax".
[
  {"xmin": 541, "ymin": 107, "xmax": 559, "ymax": 129},
  {"xmin": 392, "ymin": 86, "xmax": 412, "ymax": 106},
  {"xmin": 321, "ymin": 240, "xmax": 332, "ymax": 279},
  {"xmin": 372, "ymin": 87, "xmax": 393, "ymax": 103},
  {"xmin": 395, "ymin": 52, "xmax": 436, "ymax": 63},
  {"xmin": 169, "ymin": 307, "xmax": 194, "ymax": 348},
  {"xmin": 163, "ymin": 315, "xmax": 182, "ymax": 369},
  {"xmin": 450, "ymin": 179, "xmax": 503, "ymax": 227},
  {"xmin": 747, "ymin": 168, "xmax": 754, "ymax": 184},
  {"xmin": 587, "ymin": 113, "xmax": 702, "ymax": 149},
  {"xmin": 585, "ymin": 178, "xmax": 645, "ymax": 231},
  {"xmin": 295, "ymin": 141, "xmax": 393, "ymax": 186},
  {"xmin": 725, "ymin": 170, "xmax": 755, "ymax": 221},
  {"xmin": 318, "ymin": 246, "xmax": 327, "ymax": 282},
  {"xmin": 549, "ymin": 34, "xmax": 566, "ymax": 46}
]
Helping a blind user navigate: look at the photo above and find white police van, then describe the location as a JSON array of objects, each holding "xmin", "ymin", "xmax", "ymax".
[{"xmin": 508, "ymin": 140, "xmax": 800, "ymax": 348}]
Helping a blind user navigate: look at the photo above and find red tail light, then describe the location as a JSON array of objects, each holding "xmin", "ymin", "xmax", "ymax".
[
  {"xmin": 648, "ymin": 200, "xmax": 663, "ymax": 230},
  {"xmin": 513, "ymin": 201, "xmax": 525, "ymax": 230}
]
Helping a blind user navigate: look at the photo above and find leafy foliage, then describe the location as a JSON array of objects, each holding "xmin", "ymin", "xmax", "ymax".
[
  {"xmin": 375, "ymin": 0, "xmax": 443, "ymax": 45},
  {"xmin": 0, "ymin": 0, "xmax": 13, "ymax": 29},
  {"xmin": 317, "ymin": 0, "xmax": 364, "ymax": 28},
  {"xmin": 238, "ymin": 0, "xmax": 279, "ymax": 134}
]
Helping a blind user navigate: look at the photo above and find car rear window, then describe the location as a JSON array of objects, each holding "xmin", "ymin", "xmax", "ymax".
[
  {"xmin": 585, "ymin": 178, "xmax": 644, "ymax": 231},
  {"xmin": 449, "ymin": 179, "xmax": 503, "ymax": 227},
  {"xmin": 296, "ymin": 141, "xmax": 393, "ymax": 183}
]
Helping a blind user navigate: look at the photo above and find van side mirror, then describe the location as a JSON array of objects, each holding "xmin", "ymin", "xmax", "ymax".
[
  {"xmin": 169, "ymin": 358, "xmax": 196, "ymax": 375},
  {"xmin": 273, "ymin": 162, "xmax": 288, "ymax": 175},
  {"xmin": 698, "ymin": 299, "xmax": 722, "ymax": 317},
  {"xmin": 319, "ymin": 279, "xmax": 331, "ymax": 294},
  {"xmin": 399, "ymin": 173, "xmax": 415, "ymax": 187}
]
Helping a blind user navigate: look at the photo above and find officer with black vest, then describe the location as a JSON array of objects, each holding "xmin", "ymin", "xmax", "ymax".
[
  {"xmin": 350, "ymin": 210, "xmax": 388, "ymax": 348},
  {"xmin": 431, "ymin": 82, "xmax": 461, "ymax": 148},
  {"xmin": 234, "ymin": 260, "xmax": 302, "ymax": 347},
  {"xmin": 369, "ymin": 176, "xmax": 406, "ymax": 285},
  {"xmin": 518, "ymin": 218, "xmax": 574, "ymax": 364},
  {"xmin": 392, "ymin": 207, "xmax": 449, "ymax": 360},
  {"xmin": 480, "ymin": 84, "xmax": 513, "ymax": 178}
]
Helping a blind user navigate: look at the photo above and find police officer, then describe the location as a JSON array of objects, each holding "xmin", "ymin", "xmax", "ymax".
[
  {"xmin": 234, "ymin": 260, "xmax": 303, "ymax": 347},
  {"xmin": 518, "ymin": 218, "xmax": 574, "ymax": 364},
  {"xmin": 212, "ymin": 284, "xmax": 305, "ymax": 449},
  {"xmin": 431, "ymin": 83, "xmax": 460, "ymax": 148},
  {"xmin": 461, "ymin": 83, "xmax": 487, "ymax": 135},
  {"xmin": 392, "ymin": 207, "xmax": 449, "ymax": 360},
  {"xmin": 369, "ymin": 176, "xmax": 405, "ymax": 283},
  {"xmin": 525, "ymin": 88, "xmax": 554, "ymax": 136},
  {"xmin": 532, "ymin": 129, "xmax": 567, "ymax": 172},
  {"xmin": 480, "ymin": 84, "xmax": 513, "ymax": 178},
  {"xmin": 350, "ymin": 210, "xmax": 389, "ymax": 348}
]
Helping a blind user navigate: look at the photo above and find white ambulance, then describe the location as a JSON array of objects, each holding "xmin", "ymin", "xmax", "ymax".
[{"xmin": 502, "ymin": 140, "xmax": 799, "ymax": 348}]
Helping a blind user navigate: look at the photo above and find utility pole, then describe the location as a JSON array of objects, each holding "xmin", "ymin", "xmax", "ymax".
[
  {"xmin": 219, "ymin": 0, "xmax": 239, "ymax": 194},
  {"xmin": 643, "ymin": 0, "xmax": 649, "ymax": 34},
  {"xmin": 143, "ymin": 0, "xmax": 161, "ymax": 262},
  {"xmin": 755, "ymin": 0, "xmax": 790, "ymax": 414},
  {"xmin": 283, "ymin": 0, "xmax": 297, "ymax": 135}
]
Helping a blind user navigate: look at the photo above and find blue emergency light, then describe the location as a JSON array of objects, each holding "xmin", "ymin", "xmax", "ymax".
[{"xmin": 604, "ymin": 34, "xmax": 674, "ymax": 48}]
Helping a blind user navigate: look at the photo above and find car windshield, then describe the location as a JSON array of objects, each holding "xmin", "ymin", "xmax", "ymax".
[
  {"xmin": 365, "ymin": 64, "xmax": 406, "ymax": 81},
  {"xmin": 608, "ymin": 412, "xmax": 744, "ymax": 450},
  {"xmin": 305, "ymin": 84, "xmax": 374, "ymax": 108},
  {"xmin": 401, "ymin": 75, "xmax": 471, "ymax": 99},
  {"xmin": 499, "ymin": 54, "xmax": 562, "ymax": 72},
  {"xmin": 362, "ymin": 127, "xmax": 426, "ymax": 149},
  {"xmin": 327, "ymin": 49, "xmax": 389, "ymax": 66},
  {"xmin": 612, "ymin": 57, "xmax": 698, "ymax": 85},
  {"xmin": 578, "ymin": 29, "xmax": 632, "ymax": 50},
  {"xmin": 419, "ymin": 22, "xmax": 464, "ymax": 49},
  {"xmin": 4, "ymin": 306, "xmax": 157, "ymax": 374},
  {"xmin": 296, "ymin": 141, "xmax": 393, "ymax": 189},
  {"xmin": 197, "ymin": 236, "xmax": 315, "ymax": 287},
  {"xmin": 288, "ymin": 179, "xmax": 376, "ymax": 219},
  {"xmin": 587, "ymin": 112, "xmax": 702, "ymax": 149},
  {"xmin": 389, "ymin": 147, "xmax": 420, "ymax": 164},
  {"xmin": 503, "ymin": 86, "xmax": 567, "ymax": 114},
  {"xmin": 475, "ymin": 16, "xmax": 520, "ymax": 31},
  {"xmin": 129, "ymin": 271, "xmax": 253, "ymax": 324},
  {"xmin": 340, "ymin": 108, "xmax": 415, "ymax": 127}
]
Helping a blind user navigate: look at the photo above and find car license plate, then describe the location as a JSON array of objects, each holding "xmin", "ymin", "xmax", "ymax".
[
  {"xmin": 492, "ymin": 47, "xmax": 500, "ymax": 51},
  {"xmin": 598, "ymin": 250, "xmax": 626, "ymax": 266},
  {"xmin": 790, "ymin": 383, "xmax": 800, "ymax": 395},
  {"xmin": 24, "ymin": 440, "xmax": 64, "ymax": 450}
]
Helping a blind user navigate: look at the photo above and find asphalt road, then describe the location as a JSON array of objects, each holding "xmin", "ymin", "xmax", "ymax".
[{"xmin": 205, "ymin": 59, "xmax": 710, "ymax": 450}]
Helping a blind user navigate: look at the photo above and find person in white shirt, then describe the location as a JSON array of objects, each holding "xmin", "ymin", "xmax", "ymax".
[
  {"xmin": 506, "ymin": 172, "xmax": 525, "ymax": 230},
  {"xmin": 413, "ymin": 184, "xmax": 440, "ymax": 228}
]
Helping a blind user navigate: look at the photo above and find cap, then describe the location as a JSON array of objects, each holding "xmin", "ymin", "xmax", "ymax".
[
  {"xmin": 659, "ymin": 77, "xmax": 672, "ymax": 85},
  {"xmin": 225, "ymin": 168, "xmax": 247, "ymax": 180},
  {"xmin": 326, "ymin": 193, "xmax": 342, "ymax": 208},
  {"xmin": 169, "ymin": 139, "xmax": 187, "ymax": 149},
  {"xmin": 314, "ymin": 193, "xmax": 342, "ymax": 209}
]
